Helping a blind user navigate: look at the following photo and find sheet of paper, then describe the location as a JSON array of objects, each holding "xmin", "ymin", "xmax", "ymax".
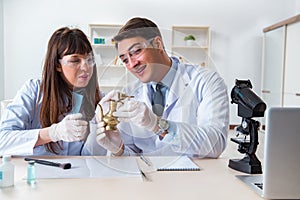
[{"xmin": 33, "ymin": 157, "xmax": 141, "ymax": 179}]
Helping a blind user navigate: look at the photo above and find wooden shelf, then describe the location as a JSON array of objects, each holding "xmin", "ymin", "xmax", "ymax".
[
  {"xmin": 89, "ymin": 24, "xmax": 135, "ymax": 91},
  {"xmin": 92, "ymin": 44, "xmax": 116, "ymax": 48},
  {"xmin": 171, "ymin": 26, "xmax": 210, "ymax": 67}
]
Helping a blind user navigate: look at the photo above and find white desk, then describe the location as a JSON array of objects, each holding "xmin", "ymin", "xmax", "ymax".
[{"xmin": 0, "ymin": 131, "xmax": 266, "ymax": 200}]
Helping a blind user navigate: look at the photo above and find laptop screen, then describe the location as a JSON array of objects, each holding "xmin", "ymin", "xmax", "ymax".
[
  {"xmin": 237, "ymin": 107, "xmax": 300, "ymax": 199},
  {"xmin": 263, "ymin": 107, "xmax": 300, "ymax": 199}
]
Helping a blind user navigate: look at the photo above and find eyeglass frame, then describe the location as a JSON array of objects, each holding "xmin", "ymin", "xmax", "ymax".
[
  {"xmin": 59, "ymin": 53, "xmax": 96, "ymax": 69},
  {"xmin": 118, "ymin": 38, "xmax": 155, "ymax": 66}
]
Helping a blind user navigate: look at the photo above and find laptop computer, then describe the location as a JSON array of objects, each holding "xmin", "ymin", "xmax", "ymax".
[{"xmin": 236, "ymin": 107, "xmax": 300, "ymax": 199}]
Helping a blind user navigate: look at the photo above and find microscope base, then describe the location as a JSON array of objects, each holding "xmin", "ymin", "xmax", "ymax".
[{"xmin": 228, "ymin": 155, "xmax": 262, "ymax": 174}]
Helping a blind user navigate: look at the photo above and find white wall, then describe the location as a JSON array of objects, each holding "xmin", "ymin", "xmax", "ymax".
[
  {"xmin": 1, "ymin": 0, "xmax": 298, "ymax": 124},
  {"xmin": 297, "ymin": 1, "xmax": 300, "ymax": 12},
  {"xmin": 0, "ymin": 0, "xmax": 4, "ymax": 100}
]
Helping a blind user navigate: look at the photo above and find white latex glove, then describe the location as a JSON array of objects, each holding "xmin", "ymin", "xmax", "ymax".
[
  {"xmin": 95, "ymin": 116, "xmax": 124, "ymax": 155},
  {"xmin": 113, "ymin": 99, "xmax": 157, "ymax": 131},
  {"xmin": 98, "ymin": 90, "xmax": 120, "ymax": 114},
  {"xmin": 49, "ymin": 113, "xmax": 88, "ymax": 142}
]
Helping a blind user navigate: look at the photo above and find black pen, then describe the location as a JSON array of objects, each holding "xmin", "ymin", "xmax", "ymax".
[
  {"xmin": 139, "ymin": 169, "xmax": 151, "ymax": 181},
  {"xmin": 24, "ymin": 157, "xmax": 72, "ymax": 170},
  {"xmin": 139, "ymin": 155, "xmax": 152, "ymax": 166}
]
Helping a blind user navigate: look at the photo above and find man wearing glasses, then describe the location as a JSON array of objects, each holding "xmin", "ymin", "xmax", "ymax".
[{"xmin": 96, "ymin": 17, "xmax": 229, "ymax": 158}]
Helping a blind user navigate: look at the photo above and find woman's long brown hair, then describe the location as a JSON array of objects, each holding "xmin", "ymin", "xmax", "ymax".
[{"xmin": 39, "ymin": 27, "xmax": 101, "ymax": 154}]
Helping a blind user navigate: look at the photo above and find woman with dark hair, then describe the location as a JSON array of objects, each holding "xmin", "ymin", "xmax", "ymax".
[{"xmin": 0, "ymin": 27, "xmax": 106, "ymax": 156}]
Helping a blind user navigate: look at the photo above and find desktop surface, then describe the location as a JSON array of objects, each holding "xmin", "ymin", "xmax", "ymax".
[{"xmin": 0, "ymin": 131, "xmax": 265, "ymax": 200}]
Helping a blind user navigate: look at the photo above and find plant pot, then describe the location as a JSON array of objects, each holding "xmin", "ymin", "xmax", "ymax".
[{"xmin": 185, "ymin": 40, "xmax": 194, "ymax": 46}]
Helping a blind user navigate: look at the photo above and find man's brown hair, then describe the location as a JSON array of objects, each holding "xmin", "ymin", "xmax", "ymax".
[{"xmin": 113, "ymin": 17, "xmax": 162, "ymax": 48}]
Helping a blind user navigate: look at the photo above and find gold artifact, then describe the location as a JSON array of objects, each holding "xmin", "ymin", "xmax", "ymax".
[{"xmin": 98, "ymin": 92, "xmax": 133, "ymax": 131}]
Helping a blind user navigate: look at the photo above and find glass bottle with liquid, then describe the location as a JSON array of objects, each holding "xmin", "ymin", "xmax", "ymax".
[
  {"xmin": 0, "ymin": 155, "xmax": 15, "ymax": 188},
  {"xmin": 27, "ymin": 160, "xmax": 36, "ymax": 185}
]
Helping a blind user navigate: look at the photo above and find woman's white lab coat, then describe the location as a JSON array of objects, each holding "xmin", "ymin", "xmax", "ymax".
[{"xmin": 0, "ymin": 79, "xmax": 106, "ymax": 156}]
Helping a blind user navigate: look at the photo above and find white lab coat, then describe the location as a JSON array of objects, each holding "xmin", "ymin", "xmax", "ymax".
[
  {"xmin": 119, "ymin": 61, "xmax": 229, "ymax": 158},
  {"xmin": 0, "ymin": 79, "xmax": 107, "ymax": 156}
]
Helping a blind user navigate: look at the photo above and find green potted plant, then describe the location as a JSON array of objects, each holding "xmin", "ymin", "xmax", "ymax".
[{"xmin": 184, "ymin": 35, "xmax": 196, "ymax": 46}]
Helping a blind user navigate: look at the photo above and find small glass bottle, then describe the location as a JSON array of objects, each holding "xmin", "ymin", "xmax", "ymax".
[
  {"xmin": 27, "ymin": 160, "xmax": 36, "ymax": 186},
  {"xmin": 0, "ymin": 155, "xmax": 15, "ymax": 188}
]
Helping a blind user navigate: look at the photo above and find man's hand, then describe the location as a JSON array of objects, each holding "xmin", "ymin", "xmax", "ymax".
[{"xmin": 114, "ymin": 99, "xmax": 157, "ymax": 132}]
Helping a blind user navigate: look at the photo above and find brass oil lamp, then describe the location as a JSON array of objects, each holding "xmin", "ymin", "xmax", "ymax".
[{"xmin": 97, "ymin": 92, "xmax": 133, "ymax": 131}]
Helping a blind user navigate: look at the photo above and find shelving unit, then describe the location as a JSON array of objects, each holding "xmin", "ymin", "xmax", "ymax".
[
  {"xmin": 171, "ymin": 26, "xmax": 210, "ymax": 67},
  {"xmin": 89, "ymin": 24, "xmax": 211, "ymax": 93},
  {"xmin": 89, "ymin": 24, "xmax": 136, "ymax": 93}
]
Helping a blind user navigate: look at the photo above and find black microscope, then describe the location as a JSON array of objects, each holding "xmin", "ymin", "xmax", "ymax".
[{"xmin": 228, "ymin": 79, "xmax": 267, "ymax": 174}]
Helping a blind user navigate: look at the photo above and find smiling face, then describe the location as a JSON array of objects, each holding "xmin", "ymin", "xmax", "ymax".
[
  {"xmin": 57, "ymin": 53, "xmax": 94, "ymax": 88},
  {"xmin": 117, "ymin": 36, "xmax": 170, "ymax": 83}
]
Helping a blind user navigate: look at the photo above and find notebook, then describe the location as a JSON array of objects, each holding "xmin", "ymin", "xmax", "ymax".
[
  {"xmin": 236, "ymin": 107, "xmax": 300, "ymax": 199},
  {"xmin": 148, "ymin": 156, "xmax": 200, "ymax": 171}
]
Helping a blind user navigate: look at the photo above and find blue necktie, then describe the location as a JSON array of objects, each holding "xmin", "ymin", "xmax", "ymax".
[{"xmin": 152, "ymin": 83, "xmax": 165, "ymax": 116}]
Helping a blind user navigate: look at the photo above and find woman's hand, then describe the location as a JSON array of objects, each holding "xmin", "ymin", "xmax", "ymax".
[{"xmin": 49, "ymin": 113, "xmax": 88, "ymax": 142}]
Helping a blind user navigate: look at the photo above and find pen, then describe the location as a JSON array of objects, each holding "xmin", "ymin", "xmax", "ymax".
[
  {"xmin": 139, "ymin": 169, "xmax": 151, "ymax": 182},
  {"xmin": 139, "ymin": 155, "xmax": 152, "ymax": 167},
  {"xmin": 24, "ymin": 157, "xmax": 72, "ymax": 170}
]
